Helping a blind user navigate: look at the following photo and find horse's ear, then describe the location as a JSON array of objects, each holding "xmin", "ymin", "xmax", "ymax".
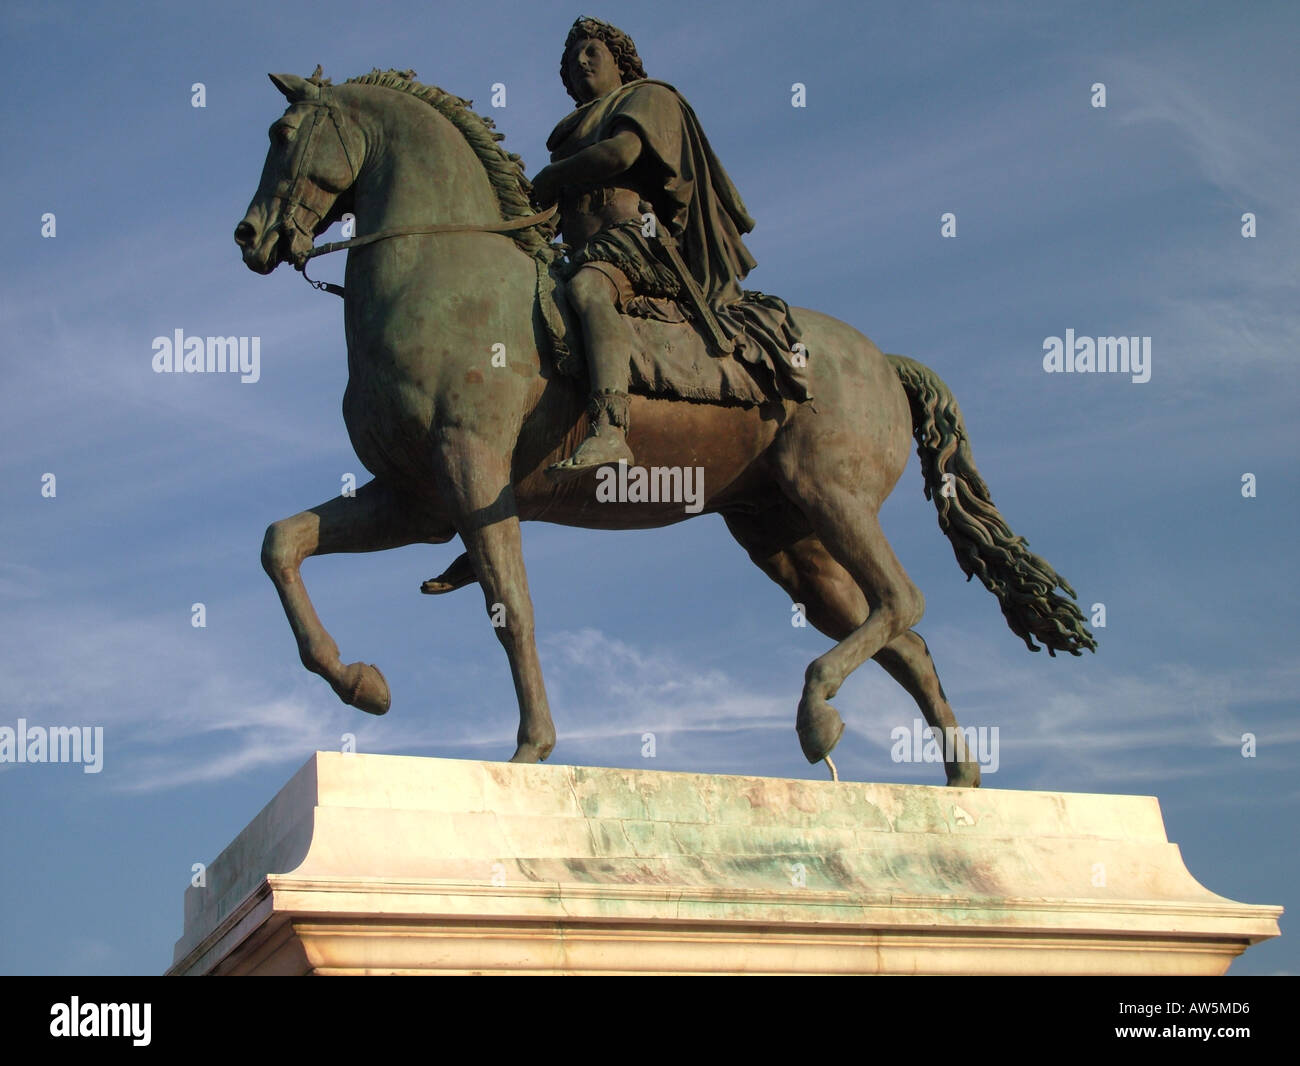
[{"xmin": 269, "ymin": 73, "xmax": 308, "ymax": 101}]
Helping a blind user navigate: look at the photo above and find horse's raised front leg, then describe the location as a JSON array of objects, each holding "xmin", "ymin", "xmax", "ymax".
[
  {"xmin": 435, "ymin": 432, "xmax": 555, "ymax": 762},
  {"xmin": 261, "ymin": 478, "xmax": 437, "ymax": 714}
]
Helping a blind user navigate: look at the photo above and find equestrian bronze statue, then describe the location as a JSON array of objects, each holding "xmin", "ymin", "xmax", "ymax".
[{"xmin": 234, "ymin": 21, "xmax": 1094, "ymax": 787}]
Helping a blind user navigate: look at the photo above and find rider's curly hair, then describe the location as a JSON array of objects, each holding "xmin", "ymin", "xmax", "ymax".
[{"xmin": 560, "ymin": 17, "xmax": 647, "ymax": 103}]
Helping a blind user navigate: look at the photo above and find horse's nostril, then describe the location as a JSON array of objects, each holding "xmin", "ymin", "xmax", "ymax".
[{"xmin": 234, "ymin": 221, "xmax": 256, "ymax": 247}]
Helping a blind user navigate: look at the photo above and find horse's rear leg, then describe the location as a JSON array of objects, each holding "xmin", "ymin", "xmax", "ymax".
[
  {"xmin": 790, "ymin": 514, "xmax": 921, "ymax": 765},
  {"xmin": 262, "ymin": 478, "xmax": 435, "ymax": 714},
  {"xmin": 724, "ymin": 511, "xmax": 979, "ymax": 785},
  {"xmin": 740, "ymin": 446, "xmax": 925, "ymax": 759},
  {"xmin": 874, "ymin": 632, "xmax": 980, "ymax": 787}
]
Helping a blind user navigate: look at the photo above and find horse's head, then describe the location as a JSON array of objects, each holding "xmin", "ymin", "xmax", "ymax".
[{"xmin": 234, "ymin": 73, "xmax": 359, "ymax": 274}]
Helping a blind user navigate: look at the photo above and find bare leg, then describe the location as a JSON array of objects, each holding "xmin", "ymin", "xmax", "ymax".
[
  {"xmin": 546, "ymin": 266, "xmax": 635, "ymax": 478},
  {"xmin": 569, "ymin": 265, "xmax": 636, "ymax": 395}
]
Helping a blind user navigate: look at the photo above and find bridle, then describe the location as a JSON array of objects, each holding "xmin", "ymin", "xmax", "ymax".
[
  {"xmin": 269, "ymin": 87, "xmax": 556, "ymax": 299},
  {"xmin": 268, "ymin": 98, "xmax": 348, "ymax": 273}
]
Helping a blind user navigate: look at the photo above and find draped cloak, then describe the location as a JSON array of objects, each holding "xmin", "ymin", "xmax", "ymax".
[{"xmin": 546, "ymin": 79, "xmax": 811, "ymax": 404}]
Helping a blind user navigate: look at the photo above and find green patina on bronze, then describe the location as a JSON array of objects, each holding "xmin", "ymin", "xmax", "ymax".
[{"xmin": 234, "ymin": 19, "xmax": 1094, "ymax": 787}]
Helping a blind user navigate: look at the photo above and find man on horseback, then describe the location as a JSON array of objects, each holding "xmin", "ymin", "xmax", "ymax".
[
  {"xmin": 531, "ymin": 16, "xmax": 807, "ymax": 479},
  {"xmin": 238, "ymin": 58, "xmax": 1096, "ymax": 782}
]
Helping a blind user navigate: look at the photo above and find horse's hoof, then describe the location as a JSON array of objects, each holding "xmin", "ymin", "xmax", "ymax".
[
  {"xmin": 946, "ymin": 764, "xmax": 982, "ymax": 788},
  {"xmin": 340, "ymin": 662, "xmax": 390, "ymax": 715},
  {"xmin": 796, "ymin": 699, "xmax": 845, "ymax": 764},
  {"xmin": 508, "ymin": 739, "xmax": 553, "ymax": 763},
  {"xmin": 420, "ymin": 553, "xmax": 476, "ymax": 594}
]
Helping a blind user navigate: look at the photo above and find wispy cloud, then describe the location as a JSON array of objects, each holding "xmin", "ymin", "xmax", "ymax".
[
  {"xmin": 0, "ymin": 593, "xmax": 469, "ymax": 792},
  {"xmin": 1112, "ymin": 53, "xmax": 1298, "ymax": 218}
]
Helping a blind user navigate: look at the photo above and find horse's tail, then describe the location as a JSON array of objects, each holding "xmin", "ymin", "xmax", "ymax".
[{"xmin": 887, "ymin": 354, "xmax": 1097, "ymax": 656}]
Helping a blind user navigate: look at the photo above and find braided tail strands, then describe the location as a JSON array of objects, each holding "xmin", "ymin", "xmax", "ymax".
[{"xmin": 888, "ymin": 354, "xmax": 1097, "ymax": 657}]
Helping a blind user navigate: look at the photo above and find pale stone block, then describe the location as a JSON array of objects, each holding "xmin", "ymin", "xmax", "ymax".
[{"xmin": 169, "ymin": 752, "xmax": 1281, "ymax": 976}]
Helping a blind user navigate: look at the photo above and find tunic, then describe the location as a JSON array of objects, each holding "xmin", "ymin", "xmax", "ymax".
[{"xmin": 546, "ymin": 79, "xmax": 811, "ymax": 403}]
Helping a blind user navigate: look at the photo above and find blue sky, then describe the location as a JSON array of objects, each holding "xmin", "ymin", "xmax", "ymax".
[{"xmin": 1, "ymin": 0, "xmax": 1296, "ymax": 975}]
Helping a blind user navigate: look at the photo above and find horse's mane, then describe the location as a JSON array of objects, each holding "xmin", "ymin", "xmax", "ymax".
[{"xmin": 336, "ymin": 68, "xmax": 560, "ymax": 263}]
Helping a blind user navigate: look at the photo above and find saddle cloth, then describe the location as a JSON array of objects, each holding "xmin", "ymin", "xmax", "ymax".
[{"xmin": 535, "ymin": 262, "xmax": 812, "ymax": 408}]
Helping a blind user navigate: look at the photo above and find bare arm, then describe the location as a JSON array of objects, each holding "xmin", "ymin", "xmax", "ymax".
[{"xmin": 532, "ymin": 127, "xmax": 642, "ymax": 206}]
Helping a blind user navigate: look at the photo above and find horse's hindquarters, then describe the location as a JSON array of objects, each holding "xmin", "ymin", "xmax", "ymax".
[{"xmin": 509, "ymin": 308, "xmax": 911, "ymax": 530}]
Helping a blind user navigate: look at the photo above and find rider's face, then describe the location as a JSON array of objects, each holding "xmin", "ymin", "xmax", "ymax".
[{"xmin": 567, "ymin": 37, "xmax": 622, "ymax": 103}]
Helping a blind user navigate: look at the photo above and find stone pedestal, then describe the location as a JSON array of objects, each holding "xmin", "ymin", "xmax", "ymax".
[{"xmin": 167, "ymin": 752, "xmax": 1280, "ymax": 975}]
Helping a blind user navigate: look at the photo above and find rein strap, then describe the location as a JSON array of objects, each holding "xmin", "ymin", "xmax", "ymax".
[{"xmin": 296, "ymin": 205, "xmax": 558, "ymax": 298}]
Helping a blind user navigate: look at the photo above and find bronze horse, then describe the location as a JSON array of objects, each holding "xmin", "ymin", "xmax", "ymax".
[{"xmin": 234, "ymin": 70, "xmax": 1094, "ymax": 787}]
